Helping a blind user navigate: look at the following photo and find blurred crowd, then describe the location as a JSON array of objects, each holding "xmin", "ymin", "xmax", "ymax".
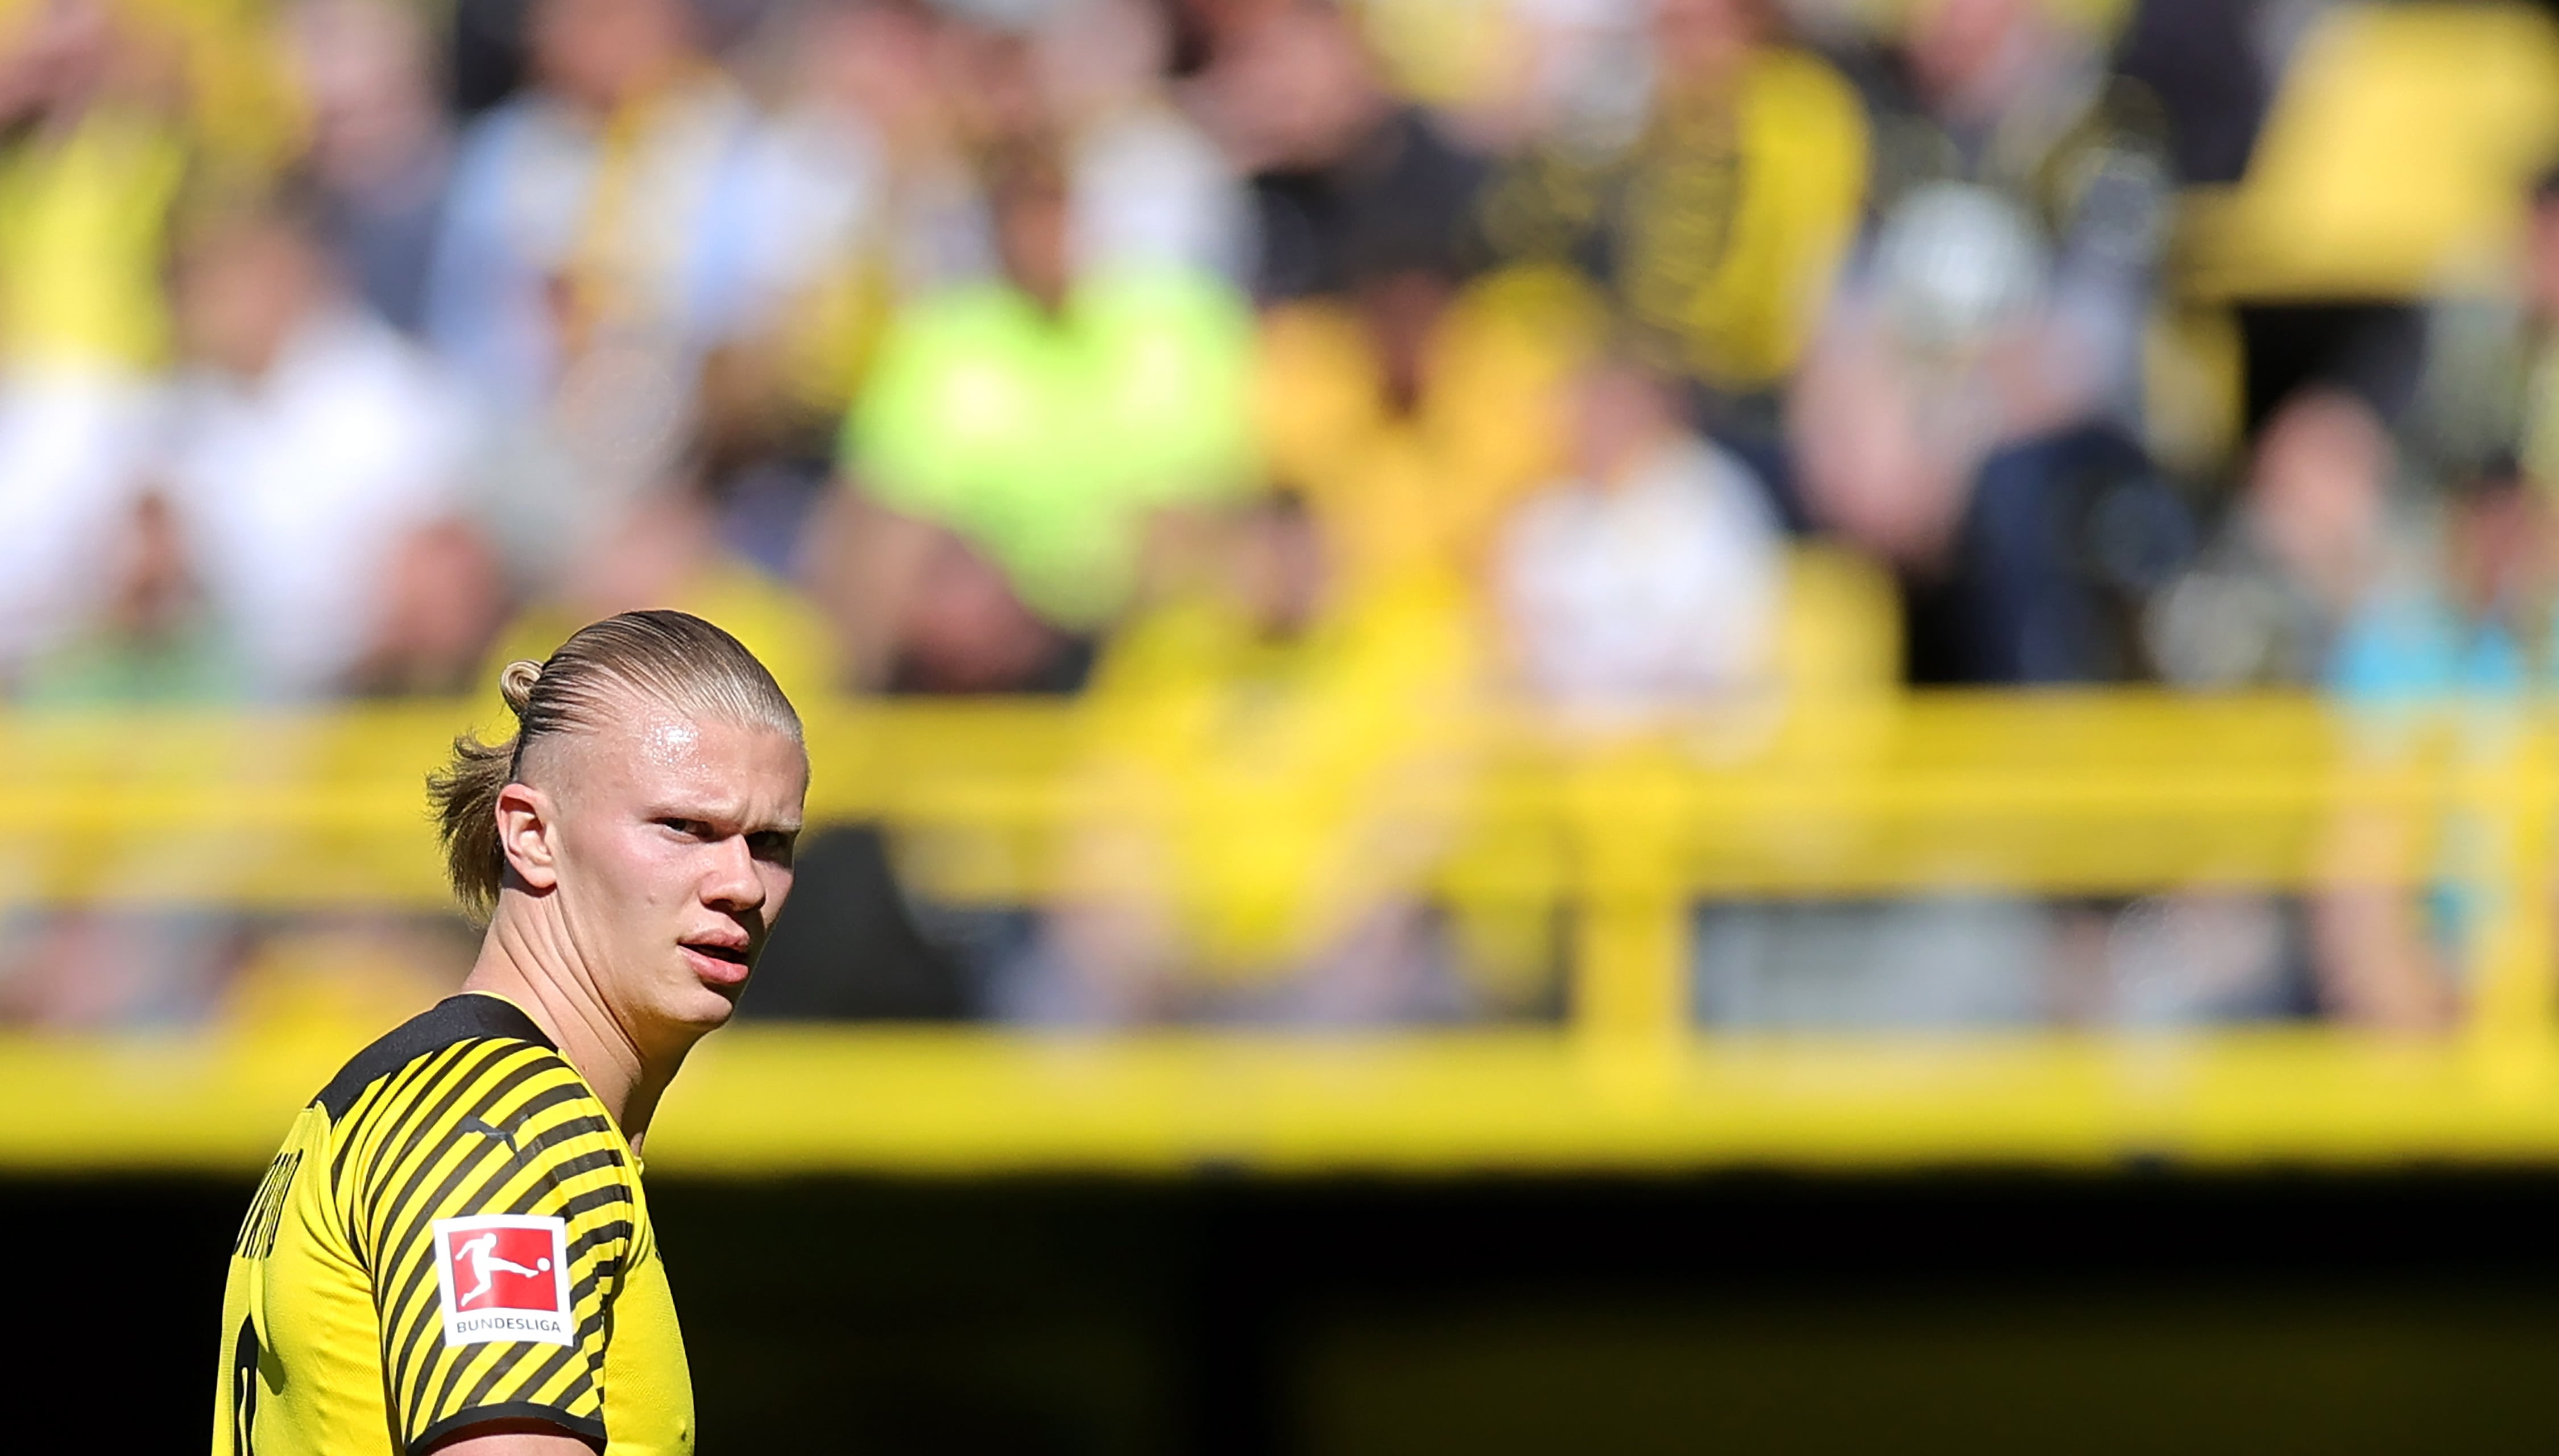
[{"xmin": 6, "ymin": 0, "xmax": 2559, "ymax": 1033}]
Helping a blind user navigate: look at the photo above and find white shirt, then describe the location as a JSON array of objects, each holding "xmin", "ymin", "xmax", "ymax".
[
  {"xmin": 160, "ymin": 307, "xmax": 480, "ymax": 696},
  {"xmin": 0, "ymin": 368, "xmax": 161, "ymax": 675},
  {"xmin": 1498, "ymin": 436, "xmax": 1784, "ymax": 709}
]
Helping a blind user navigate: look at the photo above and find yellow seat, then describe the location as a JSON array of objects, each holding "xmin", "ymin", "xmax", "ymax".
[{"xmin": 2177, "ymin": 3, "xmax": 2559, "ymax": 302}]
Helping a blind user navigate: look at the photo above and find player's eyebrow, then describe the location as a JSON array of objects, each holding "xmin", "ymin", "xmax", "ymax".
[{"xmin": 646, "ymin": 800, "xmax": 801, "ymax": 837}]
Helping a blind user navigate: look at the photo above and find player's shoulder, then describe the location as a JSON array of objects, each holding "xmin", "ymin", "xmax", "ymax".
[{"xmin": 315, "ymin": 992, "xmax": 575, "ymax": 1125}]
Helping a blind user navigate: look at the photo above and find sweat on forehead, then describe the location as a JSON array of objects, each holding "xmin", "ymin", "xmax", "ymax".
[{"xmin": 512, "ymin": 691, "xmax": 736, "ymax": 785}]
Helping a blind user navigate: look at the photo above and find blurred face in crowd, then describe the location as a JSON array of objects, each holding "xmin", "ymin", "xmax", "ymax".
[
  {"xmin": 1202, "ymin": 4, "xmax": 1388, "ymax": 173},
  {"xmin": 1038, "ymin": 0, "xmax": 1167, "ymax": 121},
  {"xmin": 2526, "ymin": 192, "xmax": 2559, "ymax": 324},
  {"xmin": 361, "ymin": 521, "xmax": 508, "ymax": 696},
  {"xmin": 1907, "ymin": 0, "xmax": 2043, "ymax": 121},
  {"xmin": 175, "ymin": 215, "xmax": 325, "ymax": 379},
  {"xmin": 2447, "ymin": 479, "xmax": 2557, "ymax": 624},
  {"xmin": 509, "ymin": 695, "xmax": 806, "ymax": 1055},
  {"xmin": 1231, "ymin": 497, "xmax": 1328, "ymax": 638},
  {"xmin": 794, "ymin": 1, "xmax": 945, "ymax": 147},
  {"xmin": 100, "ymin": 493, "xmax": 198, "ymax": 646},
  {"xmin": 1650, "ymin": 0, "xmax": 1759, "ymax": 96},
  {"xmin": 2248, "ymin": 391, "xmax": 2390, "ymax": 607},
  {"xmin": 896, "ymin": 532, "xmax": 1067, "ymax": 691},
  {"xmin": 288, "ymin": 0, "xmax": 444, "ymax": 192},
  {"xmin": 941, "ymin": 22, "xmax": 1044, "ymax": 147},
  {"xmin": 531, "ymin": 0, "xmax": 697, "ymax": 114},
  {"xmin": 1572, "ymin": 359, "xmax": 1680, "ymax": 488},
  {"xmin": 0, "ymin": 0, "xmax": 114, "ymax": 121}
]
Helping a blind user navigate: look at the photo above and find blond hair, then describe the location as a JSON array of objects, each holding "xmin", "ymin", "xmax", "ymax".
[{"xmin": 426, "ymin": 611, "xmax": 803, "ymax": 924}]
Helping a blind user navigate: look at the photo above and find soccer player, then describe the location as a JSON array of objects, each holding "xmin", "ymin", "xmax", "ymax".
[{"xmin": 214, "ymin": 610, "xmax": 807, "ymax": 1455}]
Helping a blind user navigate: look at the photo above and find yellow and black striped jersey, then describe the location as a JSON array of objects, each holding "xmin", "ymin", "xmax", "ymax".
[{"xmin": 214, "ymin": 992, "xmax": 693, "ymax": 1455}]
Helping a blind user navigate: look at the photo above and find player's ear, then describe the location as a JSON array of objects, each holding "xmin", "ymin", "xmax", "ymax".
[{"xmin": 494, "ymin": 780, "xmax": 562, "ymax": 892}]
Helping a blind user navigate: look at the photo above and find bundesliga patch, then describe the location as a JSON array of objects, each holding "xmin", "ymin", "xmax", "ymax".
[{"xmin": 432, "ymin": 1214, "xmax": 574, "ymax": 1347}]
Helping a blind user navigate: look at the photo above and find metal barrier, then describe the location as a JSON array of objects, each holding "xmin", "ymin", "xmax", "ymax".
[{"xmin": 1, "ymin": 692, "xmax": 2554, "ymax": 1172}]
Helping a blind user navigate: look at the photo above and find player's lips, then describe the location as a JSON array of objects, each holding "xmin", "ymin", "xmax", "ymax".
[{"xmin": 680, "ymin": 938, "xmax": 753, "ymax": 987}]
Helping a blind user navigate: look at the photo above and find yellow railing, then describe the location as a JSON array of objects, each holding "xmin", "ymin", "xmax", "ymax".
[{"xmin": 2, "ymin": 692, "xmax": 2556, "ymax": 1173}]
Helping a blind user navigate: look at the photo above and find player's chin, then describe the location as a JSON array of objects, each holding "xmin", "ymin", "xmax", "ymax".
[{"xmin": 664, "ymin": 981, "xmax": 745, "ymax": 1035}]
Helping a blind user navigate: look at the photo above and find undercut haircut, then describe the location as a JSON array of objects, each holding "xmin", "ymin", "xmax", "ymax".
[{"xmin": 426, "ymin": 610, "xmax": 803, "ymax": 924}]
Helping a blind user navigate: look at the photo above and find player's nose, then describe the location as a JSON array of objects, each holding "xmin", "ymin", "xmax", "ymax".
[{"xmin": 700, "ymin": 832, "xmax": 766, "ymax": 913}]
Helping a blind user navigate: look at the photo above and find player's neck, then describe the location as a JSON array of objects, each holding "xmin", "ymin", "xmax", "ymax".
[{"xmin": 461, "ymin": 901, "xmax": 680, "ymax": 1148}]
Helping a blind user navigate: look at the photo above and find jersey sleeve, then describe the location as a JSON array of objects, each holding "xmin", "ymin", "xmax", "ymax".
[{"xmin": 341, "ymin": 1036, "xmax": 637, "ymax": 1454}]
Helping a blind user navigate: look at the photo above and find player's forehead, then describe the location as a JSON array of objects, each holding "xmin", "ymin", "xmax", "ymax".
[{"xmin": 539, "ymin": 693, "xmax": 807, "ymax": 826}]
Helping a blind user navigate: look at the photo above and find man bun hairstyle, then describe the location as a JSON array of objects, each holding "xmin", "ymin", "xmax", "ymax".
[{"xmin": 426, "ymin": 610, "xmax": 804, "ymax": 924}]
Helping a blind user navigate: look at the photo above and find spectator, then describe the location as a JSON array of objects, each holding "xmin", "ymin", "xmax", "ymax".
[
  {"xmin": 2150, "ymin": 391, "xmax": 2391, "ymax": 689},
  {"xmin": 287, "ymin": 0, "xmax": 456, "ymax": 335},
  {"xmin": 724, "ymin": 0, "xmax": 993, "ymax": 421},
  {"xmin": 1790, "ymin": 0, "xmax": 2188, "ymax": 683},
  {"xmin": 17, "ymin": 492, "xmax": 243, "ymax": 704},
  {"xmin": 424, "ymin": 0, "xmax": 773, "ymax": 426},
  {"xmin": 1189, "ymin": 0, "xmax": 1489, "ymax": 301},
  {"xmin": 0, "ymin": 372, "xmax": 162, "ymax": 683},
  {"xmin": 2330, "ymin": 464, "xmax": 2558, "ymax": 706},
  {"xmin": 2310, "ymin": 461, "xmax": 2544, "ymax": 1034},
  {"xmin": 2415, "ymin": 163, "xmax": 2559, "ymax": 501},
  {"xmin": 837, "ymin": 139, "xmax": 1257, "ymax": 661},
  {"xmin": 1006, "ymin": 490, "xmax": 1485, "ymax": 1023},
  {"xmin": 2151, "ymin": 390, "xmax": 2417, "ymax": 1028},
  {"xmin": 0, "ymin": 0, "xmax": 188, "ymax": 372},
  {"xmin": 734, "ymin": 0, "xmax": 1249, "ymax": 424},
  {"xmin": 1480, "ymin": 0, "xmax": 1867, "ymax": 453},
  {"xmin": 1496, "ymin": 351, "xmax": 1784, "ymax": 714},
  {"xmin": 483, "ymin": 475, "xmax": 843, "ymax": 715},
  {"xmin": 156, "ymin": 192, "xmax": 498, "ymax": 698},
  {"xmin": 1040, "ymin": 0, "xmax": 1252, "ymax": 283},
  {"xmin": 1257, "ymin": 262, "xmax": 1591, "ymax": 600},
  {"xmin": 0, "ymin": 0, "xmax": 2546, "ymax": 1039},
  {"xmin": 0, "ymin": 0, "xmax": 185, "ymax": 681}
]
